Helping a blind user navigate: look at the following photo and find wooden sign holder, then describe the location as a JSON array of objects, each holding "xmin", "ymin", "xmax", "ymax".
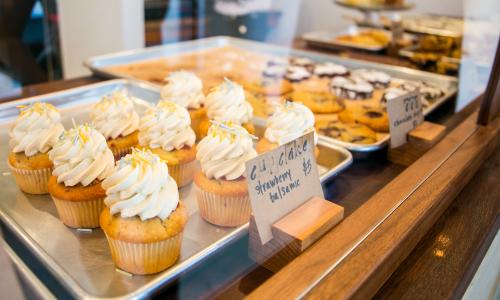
[
  {"xmin": 249, "ymin": 196, "xmax": 344, "ymax": 272},
  {"xmin": 388, "ymin": 121, "xmax": 446, "ymax": 166}
]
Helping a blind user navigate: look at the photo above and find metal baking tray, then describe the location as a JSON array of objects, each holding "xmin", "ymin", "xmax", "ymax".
[
  {"xmin": 0, "ymin": 79, "xmax": 352, "ymax": 299},
  {"xmin": 84, "ymin": 36, "xmax": 458, "ymax": 153},
  {"xmin": 402, "ymin": 15, "xmax": 463, "ymax": 38}
]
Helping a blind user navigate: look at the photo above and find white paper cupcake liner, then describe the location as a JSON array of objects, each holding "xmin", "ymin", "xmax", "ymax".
[
  {"xmin": 194, "ymin": 184, "xmax": 251, "ymax": 227},
  {"xmin": 51, "ymin": 196, "xmax": 104, "ymax": 229},
  {"xmin": 7, "ymin": 161, "xmax": 51, "ymax": 195},
  {"xmin": 104, "ymin": 232, "xmax": 183, "ymax": 275},
  {"xmin": 168, "ymin": 159, "xmax": 197, "ymax": 188}
]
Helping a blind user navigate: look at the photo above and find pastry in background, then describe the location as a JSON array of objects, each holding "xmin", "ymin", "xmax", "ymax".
[
  {"xmin": 339, "ymin": 105, "xmax": 389, "ymax": 132},
  {"xmin": 313, "ymin": 62, "xmax": 349, "ymax": 78},
  {"xmin": 285, "ymin": 66, "xmax": 312, "ymax": 82},
  {"xmin": 160, "ymin": 71, "xmax": 206, "ymax": 139},
  {"xmin": 315, "ymin": 120, "xmax": 378, "ymax": 144},
  {"xmin": 8, "ymin": 102, "xmax": 64, "ymax": 194},
  {"xmin": 288, "ymin": 90, "xmax": 344, "ymax": 114},
  {"xmin": 351, "ymin": 69, "xmax": 391, "ymax": 88},
  {"xmin": 48, "ymin": 124, "xmax": 114, "ymax": 228},
  {"xmin": 331, "ymin": 76, "xmax": 374, "ymax": 100},
  {"xmin": 198, "ymin": 78, "xmax": 255, "ymax": 137},
  {"xmin": 256, "ymin": 101, "xmax": 319, "ymax": 157},
  {"xmin": 90, "ymin": 90, "xmax": 139, "ymax": 159},
  {"xmin": 100, "ymin": 149, "xmax": 188, "ymax": 275},
  {"xmin": 138, "ymin": 101, "xmax": 197, "ymax": 187},
  {"xmin": 194, "ymin": 122, "xmax": 257, "ymax": 227}
]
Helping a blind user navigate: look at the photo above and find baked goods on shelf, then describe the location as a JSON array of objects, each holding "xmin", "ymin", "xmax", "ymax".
[
  {"xmin": 100, "ymin": 148, "xmax": 188, "ymax": 275},
  {"xmin": 48, "ymin": 124, "xmax": 115, "ymax": 228},
  {"xmin": 138, "ymin": 101, "xmax": 197, "ymax": 187},
  {"xmin": 339, "ymin": 105, "xmax": 389, "ymax": 132},
  {"xmin": 8, "ymin": 102, "xmax": 65, "ymax": 194},
  {"xmin": 90, "ymin": 90, "xmax": 140, "ymax": 159},
  {"xmin": 335, "ymin": 29, "xmax": 390, "ymax": 47},
  {"xmin": 194, "ymin": 122, "xmax": 257, "ymax": 227},
  {"xmin": 315, "ymin": 120, "xmax": 378, "ymax": 144}
]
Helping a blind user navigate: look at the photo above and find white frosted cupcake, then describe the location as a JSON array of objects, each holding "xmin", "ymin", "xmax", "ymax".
[
  {"xmin": 256, "ymin": 101, "xmax": 318, "ymax": 156},
  {"xmin": 90, "ymin": 90, "xmax": 140, "ymax": 159},
  {"xmin": 100, "ymin": 149, "xmax": 188, "ymax": 275},
  {"xmin": 8, "ymin": 102, "xmax": 64, "ymax": 194},
  {"xmin": 47, "ymin": 124, "xmax": 114, "ymax": 228},
  {"xmin": 194, "ymin": 122, "xmax": 257, "ymax": 227},
  {"xmin": 161, "ymin": 71, "xmax": 206, "ymax": 139},
  {"xmin": 199, "ymin": 78, "xmax": 254, "ymax": 138},
  {"xmin": 138, "ymin": 101, "xmax": 197, "ymax": 187}
]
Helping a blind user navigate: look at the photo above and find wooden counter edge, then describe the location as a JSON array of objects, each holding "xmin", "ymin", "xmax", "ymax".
[{"xmin": 247, "ymin": 110, "xmax": 499, "ymax": 300}]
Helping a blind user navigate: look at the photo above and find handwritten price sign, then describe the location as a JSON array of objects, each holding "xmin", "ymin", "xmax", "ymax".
[
  {"xmin": 246, "ymin": 131, "xmax": 324, "ymax": 244},
  {"xmin": 387, "ymin": 90, "xmax": 424, "ymax": 148}
]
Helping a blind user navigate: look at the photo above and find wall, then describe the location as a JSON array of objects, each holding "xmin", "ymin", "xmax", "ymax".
[{"xmin": 57, "ymin": 0, "xmax": 145, "ymax": 79}]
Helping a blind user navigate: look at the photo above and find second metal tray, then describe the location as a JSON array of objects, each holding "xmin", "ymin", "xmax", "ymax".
[
  {"xmin": 84, "ymin": 36, "xmax": 458, "ymax": 153},
  {"xmin": 0, "ymin": 79, "xmax": 352, "ymax": 299}
]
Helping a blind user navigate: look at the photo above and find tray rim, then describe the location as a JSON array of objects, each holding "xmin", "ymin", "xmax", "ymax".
[
  {"xmin": 0, "ymin": 79, "xmax": 353, "ymax": 299},
  {"xmin": 83, "ymin": 36, "xmax": 458, "ymax": 152},
  {"xmin": 302, "ymin": 29, "xmax": 388, "ymax": 52}
]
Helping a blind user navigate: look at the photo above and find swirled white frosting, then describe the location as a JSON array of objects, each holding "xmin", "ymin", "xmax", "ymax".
[
  {"xmin": 205, "ymin": 79, "xmax": 253, "ymax": 124},
  {"xmin": 265, "ymin": 102, "xmax": 318, "ymax": 145},
  {"xmin": 49, "ymin": 125, "xmax": 114, "ymax": 187},
  {"xmin": 352, "ymin": 69, "xmax": 391, "ymax": 85},
  {"xmin": 90, "ymin": 90, "xmax": 139, "ymax": 140},
  {"xmin": 139, "ymin": 101, "xmax": 196, "ymax": 151},
  {"xmin": 102, "ymin": 149, "xmax": 178, "ymax": 221},
  {"xmin": 161, "ymin": 71, "xmax": 205, "ymax": 109},
  {"xmin": 196, "ymin": 122, "xmax": 257, "ymax": 180},
  {"xmin": 9, "ymin": 103, "xmax": 64, "ymax": 156}
]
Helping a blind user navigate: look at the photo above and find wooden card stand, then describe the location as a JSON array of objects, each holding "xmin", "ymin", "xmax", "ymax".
[
  {"xmin": 388, "ymin": 121, "xmax": 446, "ymax": 166},
  {"xmin": 249, "ymin": 197, "xmax": 344, "ymax": 273}
]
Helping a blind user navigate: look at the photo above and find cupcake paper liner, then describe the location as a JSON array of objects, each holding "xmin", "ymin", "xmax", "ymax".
[
  {"xmin": 51, "ymin": 196, "xmax": 104, "ymax": 229},
  {"xmin": 104, "ymin": 232, "xmax": 183, "ymax": 275},
  {"xmin": 194, "ymin": 184, "xmax": 251, "ymax": 227},
  {"xmin": 7, "ymin": 161, "xmax": 51, "ymax": 195},
  {"xmin": 168, "ymin": 159, "xmax": 197, "ymax": 188}
]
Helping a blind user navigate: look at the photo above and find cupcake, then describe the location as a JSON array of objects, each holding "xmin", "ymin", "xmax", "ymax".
[
  {"xmin": 138, "ymin": 101, "xmax": 197, "ymax": 187},
  {"xmin": 161, "ymin": 71, "xmax": 206, "ymax": 139},
  {"xmin": 194, "ymin": 122, "xmax": 257, "ymax": 227},
  {"xmin": 48, "ymin": 124, "xmax": 114, "ymax": 228},
  {"xmin": 90, "ymin": 90, "xmax": 139, "ymax": 159},
  {"xmin": 198, "ymin": 78, "xmax": 255, "ymax": 138},
  {"xmin": 256, "ymin": 101, "xmax": 319, "ymax": 157},
  {"xmin": 8, "ymin": 102, "xmax": 64, "ymax": 194},
  {"xmin": 100, "ymin": 149, "xmax": 188, "ymax": 275}
]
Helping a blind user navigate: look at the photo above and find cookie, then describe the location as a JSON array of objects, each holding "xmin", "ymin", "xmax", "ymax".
[
  {"xmin": 351, "ymin": 69, "xmax": 391, "ymax": 89},
  {"xmin": 245, "ymin": 91, "xmax": 274, "ymax": 118},
  {"xmin": 287, "ymin": 90, "xmax": 345, "ymax": 114},
  {"xmin": 331, "ymin": 76, "xmax": 374, "ymax": 100},
  {"xmin": 315, "ymin": 120, "xmax": 378, "ymax": 144},
  {"xmin": 242, "ymin": 77, "xmax": 292, "ymax": 96},
  {"xmin": 313, "ymin": 62, "xmax": 349, "ymax": 78},
  {"xmin": 339, "ymin": 106, "xmax": 389, "ymax": 132}
]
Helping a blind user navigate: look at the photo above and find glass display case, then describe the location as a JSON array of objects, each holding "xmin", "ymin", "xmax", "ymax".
[{"xmin": 0, "ymin": 0, "xmax": 499, "ymax": 299}]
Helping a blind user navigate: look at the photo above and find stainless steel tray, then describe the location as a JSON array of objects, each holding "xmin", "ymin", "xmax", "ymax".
[
  {"xmin": 84, "ymin": 36, "xmax": 458, "ymax": 153},
  {"xmin": 0, "ymin": 79, "xmax": 352, "ymax": 299}
]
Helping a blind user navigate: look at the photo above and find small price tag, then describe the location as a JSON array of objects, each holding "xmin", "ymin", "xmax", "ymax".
[
  {"xmin": 245, "ymin": 131, "xmax": 324, "ymax": 244},
  {"xmin": 387, "ymin": 90, "xmax": 424, "ymax": 148}
]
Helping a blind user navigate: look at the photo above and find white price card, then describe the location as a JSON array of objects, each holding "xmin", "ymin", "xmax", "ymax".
[
  {"xmin": 387, "ymin": 90, "xmax": 424, "ymax": 148},
  {"xmin": 245, "ymin": 131, "xmax": 324, "ymax": 244}
]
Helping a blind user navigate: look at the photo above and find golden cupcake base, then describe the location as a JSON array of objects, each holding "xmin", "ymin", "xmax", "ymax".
[
  {"xmin": 104, "ymin": 232, "xmax": 183, "ymax": 275},
  {"xmin": 8, "ymin": 162, "xmax": 51, "ymax": 194},
  {"xmin": 51, "ymin": 196, "xmax": 104, "ymax": 228},
  {"xmin": 194, "ymin": 184, "xmax": 251, "ymax": 227}
]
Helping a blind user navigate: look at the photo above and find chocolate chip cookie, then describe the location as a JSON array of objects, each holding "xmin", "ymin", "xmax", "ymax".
[
  {"xmin": 339, "ymin": 106, "xmax": 389, "ymax": 132},
  {"xmin": 315, "ymin": 120, "xmax": 378, "ymax": 144}
]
